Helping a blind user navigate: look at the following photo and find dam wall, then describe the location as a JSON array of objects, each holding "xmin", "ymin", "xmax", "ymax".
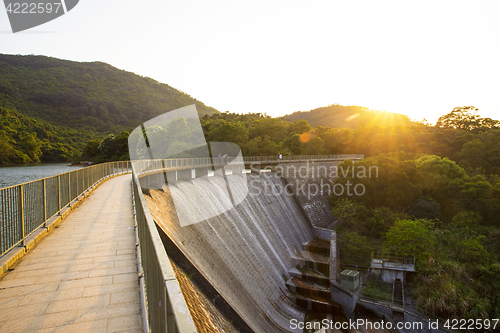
[
  {"xmin": 145, "ymin": 173, "xmax": 317, "ymax": 332},
  {"xmin": 274, "ymin": 161, "xmax": 344, "ymax": 230}
]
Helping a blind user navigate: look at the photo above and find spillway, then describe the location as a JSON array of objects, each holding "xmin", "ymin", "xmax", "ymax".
[{"xmin": 145, "ymin": 172, "xmax": 319, "ymax": 332}]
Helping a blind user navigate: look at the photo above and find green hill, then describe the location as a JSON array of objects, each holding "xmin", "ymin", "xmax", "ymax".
[
  {"xmin": 0, "ymin": 54, "xmax": 219, "ymax": 163},
  {"xmin": 284, "ymin": 104, "xmax": 415, "ymax": 129}
]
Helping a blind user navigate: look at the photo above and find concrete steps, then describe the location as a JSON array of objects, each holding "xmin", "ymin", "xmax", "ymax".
[
  {"xmin": 288, "ymin": 265, "xmax": 329, "ymax": 287},
  {"xmin": 392, "ymin": 278, "xmax": 404, "ymax": 307},
  {"xmin": 284, "ymin": 289, "xmax": 341, "ymax": 315},
  {"xmin": 286, "ymin": 277, "xmax": 330, "ymax": 299},
  {"xmin": 286, "ymin": 236, "xmax": 341, "ymax": 315},
  {"xmin": 303, "ymin": 238, "xmax": 330, "ymax": 256}
]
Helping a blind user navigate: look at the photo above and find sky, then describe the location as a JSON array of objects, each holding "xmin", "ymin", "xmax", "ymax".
[{"xmin": 1, "ymin": 0, "xmax": 499, "ymax": 123}]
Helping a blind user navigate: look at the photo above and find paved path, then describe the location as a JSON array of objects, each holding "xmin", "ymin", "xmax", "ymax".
[{"xmin": 0, "ymin": 175, "xmax": 143, "ymax": 333}]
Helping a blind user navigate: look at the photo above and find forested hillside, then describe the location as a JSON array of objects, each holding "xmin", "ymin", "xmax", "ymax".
[
  {"xmin": 0, "ymin": 54, "xmax": 218, "ymax": 163},
  {"xmin": 329, "ymin": 108, "xmax": 500, "ymax": 321},
  {"xmin": 284, "ymin": 104, "xmax": 415, "ymax": 129}
]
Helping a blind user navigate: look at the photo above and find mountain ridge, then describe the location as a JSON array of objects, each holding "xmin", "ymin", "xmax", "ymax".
[
  {"xmin": 284, "ymin": 103, "xmax": 415, "ymax": 129},
  {"xmin": 0, "ymin": 54, "xmax": 219, "ymax": 130}
]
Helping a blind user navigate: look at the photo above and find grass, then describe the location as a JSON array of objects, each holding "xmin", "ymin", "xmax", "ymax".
[{"xmin": 361, "ymin": 279, "xmax": 393, "ymax": 302}]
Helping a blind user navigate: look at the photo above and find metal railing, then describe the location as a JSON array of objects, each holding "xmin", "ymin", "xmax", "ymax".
[
  {"xmin": 132, "ymin": 154, "xmax": 364, "ymax": 175},
  {"xmin": 371, "ymin": 251, "xmax": 415, "ymax": 271},
  {"xmin": 132, "ymin": 165, "xmax": 196, "ymax": 333},
  {"xmin": 1, "ymin": 155, "xmax": 362, "ymax": 258},
  {"xmin": 0, "ymin": 161, "xmax": 131, "ymax": 258},
  {"xmin": 243, "ymin": 154, "xmax": 364, "ymax": 162}
]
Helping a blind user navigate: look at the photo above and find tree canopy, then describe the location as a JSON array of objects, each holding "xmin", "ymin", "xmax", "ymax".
[{"xmin": 436, "ymin": 106, "xmax": 499, "ymax": 131}]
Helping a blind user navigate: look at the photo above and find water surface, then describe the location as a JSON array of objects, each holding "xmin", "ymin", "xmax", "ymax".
[{"xmin": 0, "ymin": 163, "xmax": 84, "ymax": 189}]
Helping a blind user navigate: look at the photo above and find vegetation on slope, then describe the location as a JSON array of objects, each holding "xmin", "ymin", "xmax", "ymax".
[
  {"xmin": 330, "ymin": 107, "xmax": 500, "ymax": 320},
  {"xmin": 0, "ymin": 54, "xmax": 218, "ymax": 163},
  {"xmin": 0, "ymin": 106, "xmax": 85, "ymax": 163}
]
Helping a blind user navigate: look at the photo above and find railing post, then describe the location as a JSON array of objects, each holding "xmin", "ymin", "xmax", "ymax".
[
  {"xmin": 68, "ymin": 173, "xmax": 71, "ymax": 206},
  {"xmin": 42, "ymin": 179, "xmax": 47, "ymax": 228},
  {"xmin": 19, "ymin": 185, "xmax": 25, "ymax": 246},
  {"xmin": 58, "ymin": 175, "xmax": 61, "ymax": 215}
]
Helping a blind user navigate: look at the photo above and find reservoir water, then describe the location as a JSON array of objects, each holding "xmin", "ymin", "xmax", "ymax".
[{"xmin": 0, "ymin": 163, "xmax": 84, "ymax": 189}]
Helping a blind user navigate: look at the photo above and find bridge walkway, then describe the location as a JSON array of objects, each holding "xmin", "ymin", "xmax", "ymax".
[{"xmin": 0, "ymin": 175, "xmax": 142, "ymax": 333}]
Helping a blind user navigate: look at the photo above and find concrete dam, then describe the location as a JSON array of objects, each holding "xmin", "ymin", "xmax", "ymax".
[{"xmin": 141, "ymin": 161, "xmax": 351, "ymax": 332}]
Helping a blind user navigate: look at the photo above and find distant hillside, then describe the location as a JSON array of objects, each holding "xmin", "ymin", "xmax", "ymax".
[
  {"xmin": 0, "ymin": 54, "xmax": 218, "ymax": 130},
  {"xmin": 0, "ymin": 54, "xmax": 219, "ymax": 163},
  {"xmin": 284, "ymin": 104, "xmax": 415, "ymax": 129}
]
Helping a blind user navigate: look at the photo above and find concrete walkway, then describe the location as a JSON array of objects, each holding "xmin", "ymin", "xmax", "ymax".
[{"xmin": 0, "ymin": 175, "xmax": 143, "ymax": 333}]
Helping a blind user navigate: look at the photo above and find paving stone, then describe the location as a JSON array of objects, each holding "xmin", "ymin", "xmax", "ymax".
[
  {"xmin": 92, "ymin": 254, "xmax": 135, "ymax": 264},
  {"xmin": 113, "ymin": 259, "xmax": 137, "ymax": 268},
  {"xmin": 82, "ymin": 281, "xmax": 139, "ymax": 297},
  {"xmin": 108, "ymin": 315, "xmax": 143, "ymax": 332},
  {"xmin": 74, "ymin": 302, "xmax": 141, "ymax": 323},
  {"xmin": 12, "ymin": 266, "xmax": 69, "ymax": 278},
  {"xmin": 0, "ymin": 283, "xmax": 59, "ymax": 299},
  {"xmin": 0, "ymin": 302, "xmax": 49, "ymax": 322},
  {"xmin": 35, "ymin": 270, "xmax": 90, "ymax": 284},
  {"xmin": 112, "ymin": 273, "xmax": 138, "ymax": 284},
  {"xmin": 1, "ymin": 310, "xmax": 79, "ymax": 332},
  {"xmin": 12, "ymin": 262, "xmax": 49, "ymax": 272},
  {"xmin": 46, "ymin": 258, "xmax": 94, "ymax": 269},
  {"xmin": 88, "ymin": 266, "xmax": 137, "ymax": 278},
  {"xmin": 34, "ymin": 318, "xmax": 108, "ymax": 333},
  {"xmin": 0, "ymin": 276, "xmax": 39, "ymax": 289},
  {"xmin": 19, "ymin": 287, "xmax": 84, "ymax": 306},
  {"xmin": 110, "ymin": 290, "xmax": 140, "ymax": 305},
  {"xmin": 46, "ymin": 294, "xmax": 111, "ymax": 313},
  {"xmin": 0, "ymin": 295, "xmax": 24, "ymax": 309}
]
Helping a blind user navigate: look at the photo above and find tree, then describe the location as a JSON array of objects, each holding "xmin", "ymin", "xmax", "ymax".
[
  {"xmin": 384, "ymin": 218, "xmax": 435, "ymax": 262},
  {"xmin": 243, "ymin": 135, "xmax": 279, "ymax": 156},
  {"xmin": 415, "ymin": 155, "xmax": 466, "ymax": 195},
  {"xmin": 248, "ymin": 118, "xmax": 288, "ymax": 144},
  {"xmin": 332, "ymin": 154, "xmax": 422, "ymax": 211},
  {"xmin": 280, "ymin": 133, "xmax": 302, "ymax": 155},
  {"xmin": 80, "ymin": 140, "xmax": 100, "ymax": 161},
  {"xmin": 19, "ymin": 132, "xmax": 42, "ymax": 162},
  {"xmin": 455, "ymin": 129, "xmax": 500, "ymax": 175},
  {"xmin": 410, "ymin": 197, "xmax": 442, "ymax": 220},
  {"xmin": 207, "ymin": 120, "xmax": 249, "ymax": 147},
  {"xmin": 288, "ymin": 119, "xmax": 311, "ymax": 135},
  {"xmin": 0, "ymin": 135, "xmax": 14, "ymax": 163},
  {"xmin": 435, "ymin": 106, "xmax": 498, "ymax": 131},
  {"xmin": 314, "ymin": 126, "xmax": 353, "ymax": 154},
  {"xmin": 301, "ymin": 136, "xmax": 326, "ymax": 155}
]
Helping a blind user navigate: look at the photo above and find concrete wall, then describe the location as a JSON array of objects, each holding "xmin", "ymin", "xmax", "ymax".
[
  {"xmin": 146, "ymin": 173, "xmax": 316, "ymax": 332},
  {"xmin": 142, "ymin": 158, "xmax": 366, "ymax": 331},
  {"xmin": 329, "ymin": 231, "xmax": 340, "ymax": 283},
  {"xmin": 369, "ymin": 268, "xmax": 406, "ymax": 284},
  {"xmin": 275, "ymin": 161, "xmax": 342, "ymax": 230},
  {"xmin": 331, "ymin": 282, "xmax": 360, "ymax": 319}
]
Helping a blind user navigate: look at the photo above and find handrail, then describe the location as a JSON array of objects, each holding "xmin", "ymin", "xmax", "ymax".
[
  {"xmin": 0, "ymin": 161, "xmax": 131, "ymax": 258},
  {"xmin": 132, "ymin": 163, "xmax": 196, "ymax": 333},
  {"xmin": 130, "ymin": 154, "xmax": 364, "ymax": 177}
]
